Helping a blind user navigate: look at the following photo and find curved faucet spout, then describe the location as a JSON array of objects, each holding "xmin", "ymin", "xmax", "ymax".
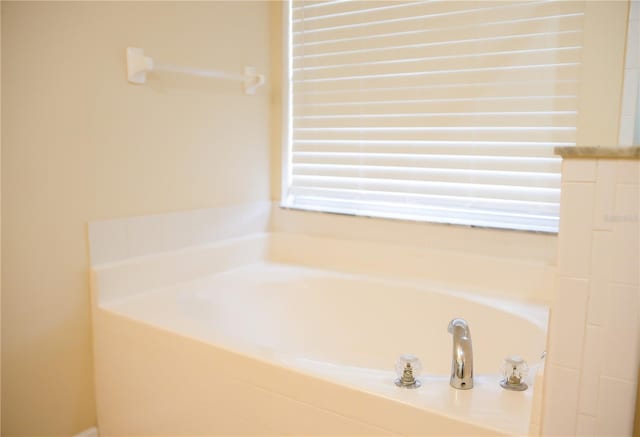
[
  {"xmin": 448, "ymin": 318, "xmax": 471, "ymax": 336},
  {"xmin": 448, "ymin": 318, "xmax": 473, "ymax": 390}
]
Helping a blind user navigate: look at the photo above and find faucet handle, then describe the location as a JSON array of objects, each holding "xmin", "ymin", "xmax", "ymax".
[
  {"xmin": 500, "ymin": 355, "xmax": 529, "ymax": 391},
  {"xmin": 394, "ymin": 354, "xmax": 422, "ymax": 389}
]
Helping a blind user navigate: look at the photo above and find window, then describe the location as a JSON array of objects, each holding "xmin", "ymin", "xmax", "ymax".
[{"xmin": 282, "ymin": 1, "xmax": 585, "ymax": 232}]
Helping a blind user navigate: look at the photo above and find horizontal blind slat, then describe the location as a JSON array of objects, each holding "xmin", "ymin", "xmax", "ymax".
[
  {"xmin": 292, "ymin": 140, "xmax": 569, "ymax": 158},
  {"xmin": 294, "ymin": 98, "xmax": 578, "ymax": 115},
  {"xmin": 289, "ymin": 188, "xmax": 559, "ymax": 218},
  {"xmin": 293, "ymin": 64, "xmax": 580, "ymax": 92},
  {"xmin": 291, "ymin": 175, "xmax": 560, "ymax": 203},
  {"xmin": 293, "ymin": 152, "xmax": 562, "ymax": 173},
  {"xmin": 292, "ymin": 164, "xmax": 560, "ymax": 188},
  {"xmin": 294, "ymin": 81, "xmax": 579, "ymax": 104},
  {"xmin": 289, "ymin": 186, "xmax": 559, "ymax": 216},
  {"xmin": 293, "ymin": 127, "xmax": 576, "ymax": 144},
  {"xmin": 294, "ymin": 113, "xmax": 577, "ymax": 128}
]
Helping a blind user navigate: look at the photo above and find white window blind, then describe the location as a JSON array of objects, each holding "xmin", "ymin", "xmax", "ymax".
[{"xmin": 284, "ymin": 0, "xmax": 584, "ymax": 232}]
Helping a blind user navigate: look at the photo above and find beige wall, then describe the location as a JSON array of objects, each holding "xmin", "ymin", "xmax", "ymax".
[
  {"xmin": 1, "ymin": 1, "xmax": 3, "ymax": 432},
  {"xmin": 1, "ymin": 2, "xmax": 270, "ymax": 436},
  {"xmin": 270, "ymin": 1, "xmax": 283, "ymax": 201}
]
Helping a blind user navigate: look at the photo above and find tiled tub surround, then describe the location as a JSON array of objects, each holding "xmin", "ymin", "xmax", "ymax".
[
  {"xmin": 542, "ymin": 147, "xmax": 640, "ymax": 436},
  {"xmin": 88, "ymin": 201, "xmax": 273, "ymax": 265},
  {"xmin": 89, "ymin": 210, "xmax": 553, "ymax": 436}
]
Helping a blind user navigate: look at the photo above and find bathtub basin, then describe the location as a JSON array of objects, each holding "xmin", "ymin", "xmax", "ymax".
[{"xmin": 91, "ymin": 232, "xmax": 549, "ymax": 436}]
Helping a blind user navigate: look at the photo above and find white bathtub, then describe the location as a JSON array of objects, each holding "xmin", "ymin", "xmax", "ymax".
[{"xmin": 91, "ymin": 232, "xmax": 549, "ymax": 436}]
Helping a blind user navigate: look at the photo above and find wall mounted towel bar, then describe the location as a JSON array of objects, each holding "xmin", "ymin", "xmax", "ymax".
[{"xmin": 126, "ymin": 47, "xmax": 265, "ymax": 95}]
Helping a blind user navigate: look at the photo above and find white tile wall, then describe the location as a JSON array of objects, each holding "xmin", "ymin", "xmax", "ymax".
[
  {"xmin": 547, "ymin": 277, "xmax": 589, "ymax": 369},
  {"xmin": 576, "ymin": 414, "xmax": 598, "ymax": 436},
  {"xmin": 593, "ymin": 161, "xmax": 617, "ymax": 231},
  {"xmin": 601, "ymin": 284, "xmax": 640, "ymax": 380},
  {"xmin": 616, "ymin": 161, "xmax": 640, "ymax": 184},
  {"xmin": 587, "ymin": 280, "xmax": 611, "ymax": 327},
  {"xmin": 612, "ymin": 183, "xmax": 640, "ymax": 286},
  {"xmin": 542, "ymin": 156, "xmax": 640, "ymax": 436},
  {"xmin": 542, "ymin": 364, "xmax": 581, "ymax": 436},
  {"xmin": 563, "ymin": 159, "xmax": 597, "ymax": 182},
  {"xmin": 578, "ymin": 325, "xmax": 604, "ymax": 416},
  {"xmin": 557, "ymin": 182, "xmax": 595, "ymax": 279},
  {"xmin": 590, "ymin": 231, "xmax": 614, "ymax": 282},
  {"xmin": 596, "ymin": 377, "xmax": 637, "ymax": 436}
]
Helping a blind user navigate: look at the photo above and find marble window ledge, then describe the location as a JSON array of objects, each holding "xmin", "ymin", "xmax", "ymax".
[{"xmin": 555, "ymin": 146, "xmax": 640, "ymax": 159}]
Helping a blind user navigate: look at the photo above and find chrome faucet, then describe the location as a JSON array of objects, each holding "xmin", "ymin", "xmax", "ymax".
[{"xmin": 448, "ymin": 318, "xmax": 473, "ymax": 390}]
